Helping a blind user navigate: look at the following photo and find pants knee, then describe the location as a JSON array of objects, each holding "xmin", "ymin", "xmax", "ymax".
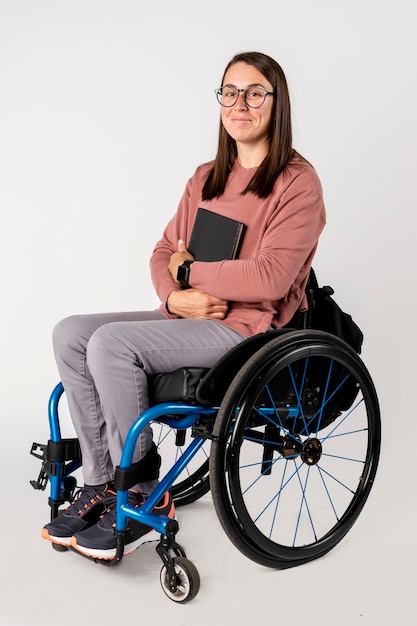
[
  {"xmin": 52, "ymin": 315, "xmax": 87, "ymax": 359},
  {"xmin": 85, "ymin": 324, "xmax": 119, "ymax": 375},
  {"xmin": 86, "ymin": 323, "xmax": 143, "ymax": 382}
]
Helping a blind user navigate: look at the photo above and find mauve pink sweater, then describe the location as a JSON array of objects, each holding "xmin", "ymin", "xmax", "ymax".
[{"xmin": 150, "ymin": 154, "xmax": 326, "ymax": 337}]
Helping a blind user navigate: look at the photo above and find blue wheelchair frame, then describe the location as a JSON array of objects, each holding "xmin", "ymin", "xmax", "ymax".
[
  {"xmin": 31, "ymin": 325, "xmax": 380, "ymax": 603},
  {"xmin": 45, "ymin": 381, "xmax": 215, "ymax": 551},
  {"xmin": 45, "ymin": 380, "xmax": 301, "ymax": 554}
]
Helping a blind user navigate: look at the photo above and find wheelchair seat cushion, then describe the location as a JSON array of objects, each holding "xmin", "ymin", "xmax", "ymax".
[
  {"xmin": 148, "ymin": 367, "xmax": 209, "ymax": 404},
  {"xmin": 148, "ymin": 330, "xmax": 292, "ymax": 407}
]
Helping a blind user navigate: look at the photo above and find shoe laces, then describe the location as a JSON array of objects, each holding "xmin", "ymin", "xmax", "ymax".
[
  {"xmin": 98, "ymin": 490, "xmax": 145, "ymax": 530},
  {"xmin": 65, "ymin": 484, "xmax": 113, "ymax": 517}
]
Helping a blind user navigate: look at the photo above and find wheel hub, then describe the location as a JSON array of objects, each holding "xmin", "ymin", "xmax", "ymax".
[{"xmin": 301, "ymin": 438, "xmax": 322, "ymax": 465}]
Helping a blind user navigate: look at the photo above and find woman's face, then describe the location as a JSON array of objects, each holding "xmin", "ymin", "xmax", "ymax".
[{"xmin": 220, "ymin": 61, "xmax": 274, "ymax": 158}]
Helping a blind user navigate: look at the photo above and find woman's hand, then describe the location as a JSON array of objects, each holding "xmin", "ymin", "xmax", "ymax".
[
  {"xmin": 167, "ymin": 288, "xmax": 229, "ymax": 320},
  {"xmin": 169, "ymin": 239, "xmax": 195, "ymax": 282}
]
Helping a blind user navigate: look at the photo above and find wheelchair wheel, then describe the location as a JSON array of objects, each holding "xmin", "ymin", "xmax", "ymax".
[
  {"xmin": 209, "ymin": 330, "xmax": 381, "ymax": 568},
  {"xmin": 159, "ymin": 556, "xmax": 200, "ymax": 603},
  {"xmin": 153, "ymin": 422, "xmax": 210, "ymax": 507}
]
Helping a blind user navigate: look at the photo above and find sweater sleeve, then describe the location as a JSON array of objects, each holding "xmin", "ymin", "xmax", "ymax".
[{"xmin": 189, "ymin": 167, "xmax": 326, "ymax": 302}]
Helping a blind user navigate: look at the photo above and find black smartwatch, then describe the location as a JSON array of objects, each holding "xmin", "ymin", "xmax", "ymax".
[{"xmin": 177, "ymin": 260, "xmax": 193, "ymax": 289}]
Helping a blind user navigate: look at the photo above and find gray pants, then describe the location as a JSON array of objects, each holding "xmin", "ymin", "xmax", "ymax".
[{"xmin": 52, "ymin": 310, "xmax": 245, "ymax": 493}]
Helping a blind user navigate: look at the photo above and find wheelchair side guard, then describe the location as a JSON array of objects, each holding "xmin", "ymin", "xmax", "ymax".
[{"xmin": 196, "ymin": 328, "xmax": 293, "ymax": 404}]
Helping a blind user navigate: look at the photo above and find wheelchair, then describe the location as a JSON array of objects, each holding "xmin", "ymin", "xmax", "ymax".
[{"xmin": 31, "ymin": 300, "xmax": 381, "ymax": 603}]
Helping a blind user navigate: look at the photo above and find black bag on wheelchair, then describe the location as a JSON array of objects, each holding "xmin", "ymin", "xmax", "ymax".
[
  {"xmin": 305, "ymin": 268, "xmax": 363, "ymax": 354},
  {"xmin": 279, "ymin": 268, "xmax": 365, "ymax": 433},
  {"xmin": 305, "ymin": 268, "xmax": 364, "ymax": 429}
]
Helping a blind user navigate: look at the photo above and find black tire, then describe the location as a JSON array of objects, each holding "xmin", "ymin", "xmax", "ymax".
[
  {"xmin": 159, "ymin": 557, "xmax": 201, "ymax": 603},
  {"xmin": 52, "ymin": 543, "xmax": 69, "ymax": 552},
  {"xmin": 210, "ymin": 330, "xmax": 381, "ymax": 568},
  {"xmin": 172, "ymin": 459, "xmax": 210, "ymax": 506},
  {"xmin": 153, "ymin": 422, "xmax": 211, "ymax": 506}
]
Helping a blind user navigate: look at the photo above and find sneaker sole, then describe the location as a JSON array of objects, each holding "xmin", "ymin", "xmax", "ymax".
[
  {"xmin": 69, "ymin": 528, "xmax": 161, "ymax": 560},
  {"xmin": 41, "ymin": 527, "xmax": 72, "ymax": 546}
]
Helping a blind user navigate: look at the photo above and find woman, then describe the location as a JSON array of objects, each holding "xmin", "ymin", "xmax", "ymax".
[{"xmin": 42, "ymin": 51, "xmax": 326, "ymax": 560}]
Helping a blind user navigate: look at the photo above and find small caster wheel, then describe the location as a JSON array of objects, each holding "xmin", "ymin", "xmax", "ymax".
[
  {"xmin": 52, "ymin": 543, "xmax": 69, "ymax": 552},
  {"xmin": 160, "ymin": 557, "xmax": 200, "ymax": 603}
]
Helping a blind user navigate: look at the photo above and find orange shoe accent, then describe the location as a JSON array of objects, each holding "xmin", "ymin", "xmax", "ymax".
[
  {"xmin": 154, "ymin": 491, "xmax": 175, "ymax": 518},
  {"xmin": 41, "ymin": 526, "xmax": 71, "ymax": 546}
]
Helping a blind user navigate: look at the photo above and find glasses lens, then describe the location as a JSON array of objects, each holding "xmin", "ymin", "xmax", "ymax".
[
  {"xmin": 245, "ymin": 87, "xmax": 267, "ymax": 108},
  {"xmin": 217, "ymin": 86, "xmax": 238, "ymax": 107}
]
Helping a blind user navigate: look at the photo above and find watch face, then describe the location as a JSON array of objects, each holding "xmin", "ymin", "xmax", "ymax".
[{"xmin": 177, "ymin": 262, "xmax": 190, "ymax": 287}]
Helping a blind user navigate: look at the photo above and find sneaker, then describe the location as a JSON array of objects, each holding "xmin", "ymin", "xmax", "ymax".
[
  {"xmin": 41, "ymin": 483, "xmax": 116, "ymax": 546},
  {"xmin": 70, "ymin": 490, "xmax": 175, "ymax": 560}
]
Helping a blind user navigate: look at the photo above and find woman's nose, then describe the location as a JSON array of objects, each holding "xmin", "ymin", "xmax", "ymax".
[{"xmin": 235, "ymin": 91, "xmax": 248, "ymax": 108}]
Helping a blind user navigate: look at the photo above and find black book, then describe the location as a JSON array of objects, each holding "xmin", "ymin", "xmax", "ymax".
[{"xmin": 188, "ymin": 208, "xmax": 246, "ymax": 262}]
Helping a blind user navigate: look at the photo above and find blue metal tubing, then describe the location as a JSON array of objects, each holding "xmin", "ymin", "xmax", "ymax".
[
  {"xmin": 47, "ymin": 382, "xmax": 65, "ymax": 501},
  {"xmin": 46, "ymin": 382, "xmax": 215, "ymax": 533},
  {"xmin": 48, "ymin": 382, "xmax": 65, "ymax": 441},
  {"xmin": 47, "ymin": 382, "xmax": 82, "ymax": 501},
  {"xmin": 116, "ymin": 403, "xmax": 216, "ymax": 535}
]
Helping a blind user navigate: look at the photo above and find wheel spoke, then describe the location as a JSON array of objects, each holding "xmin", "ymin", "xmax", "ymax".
[{"xmin": 156, "ymin": 421, "xmax": 211, "ymax": 506}]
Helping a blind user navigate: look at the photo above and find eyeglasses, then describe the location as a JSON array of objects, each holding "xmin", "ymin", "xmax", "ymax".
[{"xmin": 215, "ymin": 84, "xmax": 275, "ymax": 108}]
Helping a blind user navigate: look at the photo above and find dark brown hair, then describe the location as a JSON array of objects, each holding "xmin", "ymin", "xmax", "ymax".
[{"xmin": 202, "ymin": 51, "xmax": 295, "ymax": 200}]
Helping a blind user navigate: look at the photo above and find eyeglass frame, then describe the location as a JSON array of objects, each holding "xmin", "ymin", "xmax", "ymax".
[{"xmin": 214, "ymin": 84, "xmax": 276, "ymax": 109}]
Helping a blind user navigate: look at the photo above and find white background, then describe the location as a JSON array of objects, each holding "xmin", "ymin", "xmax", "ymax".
[{"xmin": 0, "ymin": 1, "xmax": 416, "ymax": 624}]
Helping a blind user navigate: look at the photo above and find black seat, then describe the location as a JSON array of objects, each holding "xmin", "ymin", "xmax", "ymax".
[{"xmin": 148, "ymin": 328, "xmax": 292, "ymax": 406}]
